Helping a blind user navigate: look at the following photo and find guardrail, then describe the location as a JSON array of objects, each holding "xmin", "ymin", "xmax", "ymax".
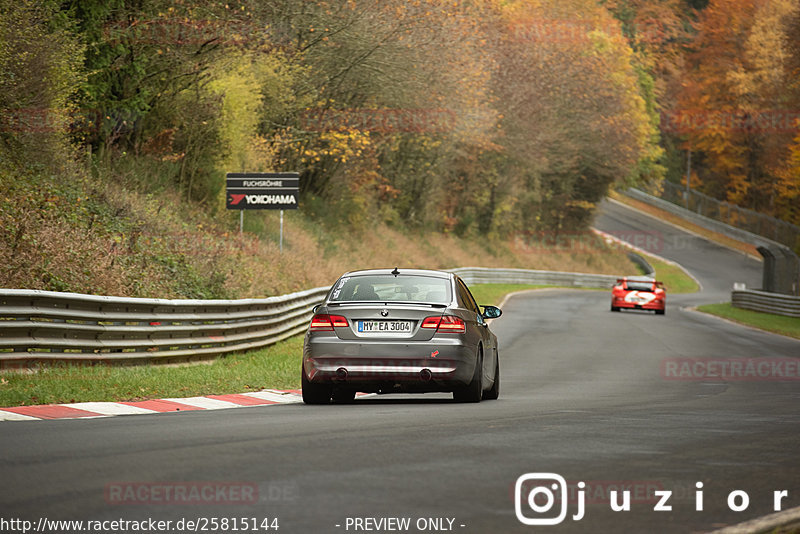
[
  {"xmin": 660, "ymin": 181, "xmax": 800, "ymax": 252},
  {"xmin": 731, "ymin": 288, "xmax": 800, "ymax": 318},
  {"xmin": 450, "ymin": 267, "xmax": 622, "ymax": 288},
  {"xmin": 0, "ymin": 287, "xmax": 330, "ymax": 369},
  {"xmin": 0, "ymin": 263, "xmax": 653, "ymax": 369}
]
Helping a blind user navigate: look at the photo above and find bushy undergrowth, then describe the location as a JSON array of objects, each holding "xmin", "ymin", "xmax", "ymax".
[{"xmin": 0, "ymin": 157, "xmax": 640, "ymax": 299}]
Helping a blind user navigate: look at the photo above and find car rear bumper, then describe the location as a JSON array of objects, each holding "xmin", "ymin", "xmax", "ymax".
[
  {"xmin": 303, "ymin": 334, "xmax": 476, "ymax": 391},
  {"xmin": 612, "ymin": 299, "xmax": 665, "ymax": 310}
]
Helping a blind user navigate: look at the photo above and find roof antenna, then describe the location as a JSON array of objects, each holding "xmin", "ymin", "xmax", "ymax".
[{"xmin": 391, "ymin": 267, "xmax": 400, "ymax": 276}]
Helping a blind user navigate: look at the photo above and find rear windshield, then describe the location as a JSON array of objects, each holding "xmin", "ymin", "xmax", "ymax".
[
  {"xmin": 626, "ymin": 282, "xmax": 655, "ymax": 291},
  {"xmin": 329, "ymin": 274, "xmax": 451, "ymax": 304}
]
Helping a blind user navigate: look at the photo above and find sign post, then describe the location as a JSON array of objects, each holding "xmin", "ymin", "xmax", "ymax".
[{"xmin": 226, "ymin": 172, "xmax": 300, "ymax": 251}]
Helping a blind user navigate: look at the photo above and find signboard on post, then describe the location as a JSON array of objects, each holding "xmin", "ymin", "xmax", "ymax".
[
  {"xmin": 225, "ymin": 172, "xmax": 299, "ymax": 210},
  {"xmin": 226, "ymin": 172, "xmax": 300, "ymax": 252}
]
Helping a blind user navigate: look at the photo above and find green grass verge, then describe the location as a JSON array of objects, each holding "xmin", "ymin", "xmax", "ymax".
[
  {"xmin": 469, "ymin": 284, "xmax": 553, "ymax": 306},
  {"xmin": 697, "ymin": 302, "xmax": 800, "ymax": 340},
  {"xmin": 645, "ymin": 256, "xmax": 700, "ymax": 294},
  {"xmin": 0, "ymin": 337, "xmax": 305, "ymax": 408}
]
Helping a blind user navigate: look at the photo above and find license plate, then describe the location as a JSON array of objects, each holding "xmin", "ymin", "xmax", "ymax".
[{"xmin": 358, "ymin": 320, "xmax": 412, "ymax": 333}]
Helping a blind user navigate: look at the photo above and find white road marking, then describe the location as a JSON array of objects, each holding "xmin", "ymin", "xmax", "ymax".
[
  {"xmin": 162, "ymin": 397, "xmax": 241, "ymax": 410},
  {"xmin": 64, "ymin": 402, "xmax": 157, "ymax": 416},
  {"xmin": 241, "ymin": 391, "xmax": 303, "ymax": 403}
]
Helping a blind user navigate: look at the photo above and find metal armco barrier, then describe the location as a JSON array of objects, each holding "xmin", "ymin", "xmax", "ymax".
[
  {"xmin": 0, "ymin": 265, "xmax": 649, "ymax": 368},
  {"xmin": 660, "ymin": 180, "xmax": 800, "ymax": 251},
  {"xmin": 0, "ymin": 287, "xmax": 330, "ymax": 369},
  {"xmin": 450, "ymin": 267, "xmax": 622, "ymax": 288},
  {"xmin": 732, "ymin": 289, "xmax": 800, "ymax": 318}
]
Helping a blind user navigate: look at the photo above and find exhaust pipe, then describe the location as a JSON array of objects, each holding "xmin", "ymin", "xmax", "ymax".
[
  {"xmin": 420, "ymin": 368, "xmax": 432, "ymax": 382},
  {"xmin": 336, "ymin": 367, "xmax": 348, "ymax": 380}
]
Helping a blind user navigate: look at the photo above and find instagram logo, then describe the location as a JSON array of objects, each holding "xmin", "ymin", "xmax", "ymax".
[
  {"xmin": 515, "ymin": 473, "xmax": 579, "ymax": 525},
  {"xmin": 514, "ymin": 473, "xmax": 792, "ymax": 525}
]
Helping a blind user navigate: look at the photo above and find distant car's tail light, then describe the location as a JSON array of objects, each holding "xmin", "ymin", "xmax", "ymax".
[
  {"xmin": 309, "ymin": 314, "xmax": 349, "ymax": 331},
  {"xmin": 421, "ymin": 315, "xmax": 466, "ymax": 333}
]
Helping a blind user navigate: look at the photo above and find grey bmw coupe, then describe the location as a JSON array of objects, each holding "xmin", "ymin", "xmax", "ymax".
[{"xmin": 301, "ymin": 268, "xmax": 502, "ymax": 404}]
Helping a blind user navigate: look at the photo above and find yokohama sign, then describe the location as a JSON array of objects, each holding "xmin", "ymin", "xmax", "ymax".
[{"xmin": 226, "ymin": 172, "xmax": 299, "ymax": 210}]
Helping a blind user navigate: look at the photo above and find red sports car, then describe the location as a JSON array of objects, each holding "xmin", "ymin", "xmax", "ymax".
[{"xmin": 611, "ymin": 277, "xmax": 666, "ymax": 314}]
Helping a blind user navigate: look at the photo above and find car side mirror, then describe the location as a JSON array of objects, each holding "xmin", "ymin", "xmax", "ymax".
[
  {"xmin": 312, "ymin": 304, "xmax": 321, "ymax": 313},
  {"xmin": 481, "ymin": 305, "xmax": 502, "ymax": 319}
]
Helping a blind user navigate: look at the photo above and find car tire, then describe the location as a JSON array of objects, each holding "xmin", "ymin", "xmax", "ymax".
[
  {"xmin": 331, "ymin": 388, "xmax": 356, "ymax": 404},
  {"xmin": 482, "ymin": 352, "xmax": 500, "ymax": 401},
  {"xmin": 611, "ymin": 304, "xmax": 620, "ymax": 312},
  {"xmin": 302, "ymin": 367, "xmax": 332, "ymax": 405},
  {"xmin": 656, "ymin": 309, "xmax": 665, "ymax": 315},
  {"xmin": 453, "ymin": 349, "xmax": 483, "ymax": 403}
]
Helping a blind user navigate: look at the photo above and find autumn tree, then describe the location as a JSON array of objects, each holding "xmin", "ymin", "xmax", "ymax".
[
  {"xmin": 254, "ymin": 0, "xmax": 498, "ymax": 229},
  {"xmin": 677, "ymin": 0, "xmax": 800, "ymax": 222},
  {"xmin": 490, "ymin": 0, "xmax": 662, "ymax": 232}
]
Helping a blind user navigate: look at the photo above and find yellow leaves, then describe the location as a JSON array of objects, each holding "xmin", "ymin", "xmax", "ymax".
[
  {"xmin": 161, "ymin": 152, "xmax": 185, "ymax": 163},
  {"xmin": 565, "ymin": 199, "xmax": 595, "ymax": 210},
  {"xmin": 297, "ymin": 129, "xmax": 371, "ymax": 166},
  {"xmin": 726, "ymin": 0, "xmax": 797, "ymax": 99}
]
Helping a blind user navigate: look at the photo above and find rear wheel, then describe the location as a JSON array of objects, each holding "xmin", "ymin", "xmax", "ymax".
[
  {"xmin": 331, "ymin": 388, "xmax": 356, "ymax": 404},
  {"xmin": 302, "ymin": 368, "xmax": 332, "ymax": 405},
  {"xmin": 611, "ymin": 304, "xmax": 620, "ymax": 312},
  {"xmin": 453, "ymin": 349, "xmax": 483, "ymax": 403},
  {"xmin": 483, "ymin": 352, "xmax": 500, "ymax": 400}
]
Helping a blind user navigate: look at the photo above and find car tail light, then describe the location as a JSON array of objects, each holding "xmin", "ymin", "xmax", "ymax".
[
  {"xmin": 330, "ymin": 315, "xmax": 348, "ymax": 327},
  {"xmin": 309, "ymin": 314, "xmax": 349, "ymax": 331},
  {"xmin": 421, "ymin": 315, "xmax": 466, "ymax": 333},
  {"xmin": 421, "ymin": 317, "xmax": 440, "ymax": 329}
]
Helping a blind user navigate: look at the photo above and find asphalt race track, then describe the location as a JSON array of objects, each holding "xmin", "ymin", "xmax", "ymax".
[{"xmin": 1, "ymin": 200, "xmax": 798, "ymax": 533}]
